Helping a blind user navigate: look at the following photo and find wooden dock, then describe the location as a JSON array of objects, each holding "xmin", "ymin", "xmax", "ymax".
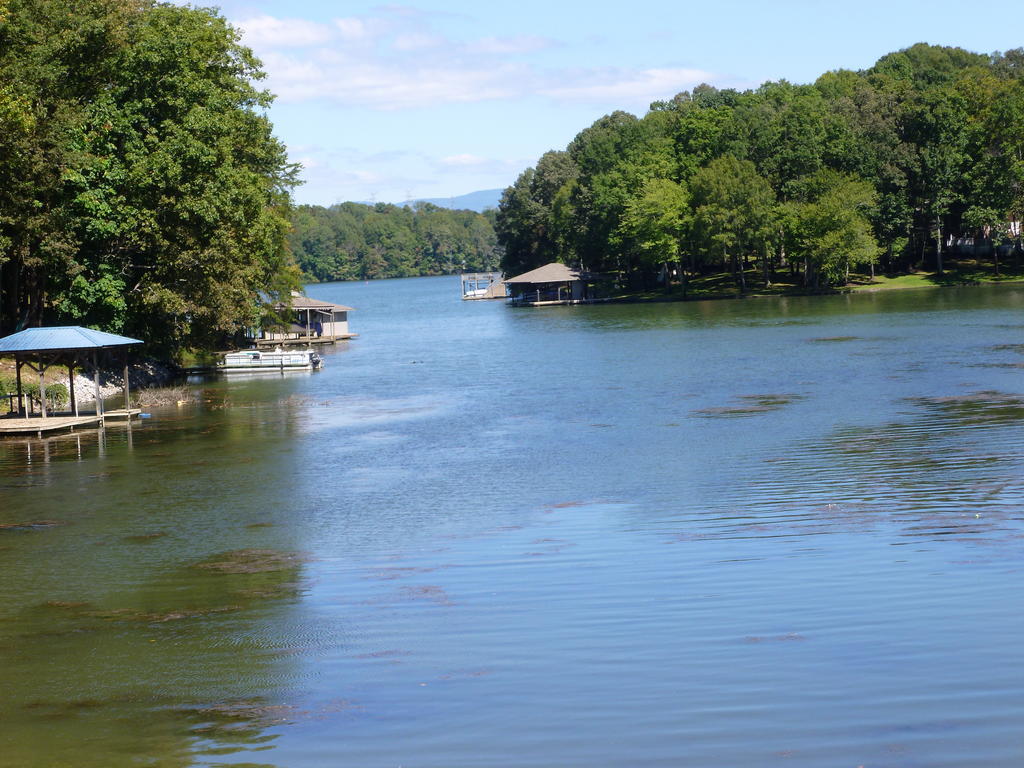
[
  {"xmin": 0, "ymin": 409, "xmax": 141, "ymax": 437},
  {"xmin": 254, "ymin": 334, "xmax": 357, "ymax": 347},
  {"xmin": 102, "ymin": 408, "xmax": 142, "ymax": 420}
]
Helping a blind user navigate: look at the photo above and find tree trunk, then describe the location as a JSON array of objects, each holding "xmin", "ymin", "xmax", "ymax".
[
  {"xmin": 26, "ymin": 269, "xmax": 42, "ymax": 327},
  {"xmin": 731, "ymin": 252, "xmax": 746, "ymax": 294},
  {"xmin": 935, "ymin": 218, "xmax": 944, "ymax": 276}
]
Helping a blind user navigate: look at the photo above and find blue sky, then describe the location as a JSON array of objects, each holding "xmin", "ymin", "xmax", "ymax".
[{"xmin": 200, "ymin": 0, "xmax": 1024, "ymax": 206}]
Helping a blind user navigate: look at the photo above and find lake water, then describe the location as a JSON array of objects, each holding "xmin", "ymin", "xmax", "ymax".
[{"xmin": 3, "ymin": 277, "xmax": 1024, "ymax": 767}]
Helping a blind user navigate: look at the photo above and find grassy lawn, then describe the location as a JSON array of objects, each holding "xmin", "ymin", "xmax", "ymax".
[
  {"xmin": 607, "ymin": 257, "xmax": 1024, "ymax": 303},
  {"xmin": 850, "ymin": 259, "xmax": 1024, "ymax": 291}
]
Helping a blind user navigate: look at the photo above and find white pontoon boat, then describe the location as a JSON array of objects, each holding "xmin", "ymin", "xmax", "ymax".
[{"xmin": 219, "ymin": 348, "xmax": 322, "ymax": 373}]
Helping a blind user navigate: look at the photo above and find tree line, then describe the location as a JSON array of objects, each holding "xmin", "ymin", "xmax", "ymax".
[
  {"xmin": 289, "ymin": 202, "xmax": 501, "ymax": 283},
  {"xmin": 495, "ymin": 44, "xmax": 1024, "ymax": 292},
  {"xmin": 0, "ymin": 0, "xmax": 298, "ymax": 354}
]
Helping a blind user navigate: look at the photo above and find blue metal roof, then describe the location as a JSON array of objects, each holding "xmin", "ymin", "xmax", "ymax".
[{"xmin": 0, "ymin": 326, "xmax": 143, "ymax": 353}]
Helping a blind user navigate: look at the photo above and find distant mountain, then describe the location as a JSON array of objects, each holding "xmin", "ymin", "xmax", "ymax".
[{"xmin": 404, "ymin": 189, "xmax": 503, "ymax": 213}]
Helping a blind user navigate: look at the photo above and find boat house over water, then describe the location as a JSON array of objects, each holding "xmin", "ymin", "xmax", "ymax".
[
  {"xmin": 505, "ymin": 263, "xmax": 588, "ymax": 306},
  {"xmin": 252, "ymin": 292, "xmax": 356, "ymax": 347},
  {"xmin": 0, "ymin": 326, "xmax": 143, "ymax": 437}
]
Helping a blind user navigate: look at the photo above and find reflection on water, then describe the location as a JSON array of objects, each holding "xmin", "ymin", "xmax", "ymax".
[{"xmin": 3, "ymin": 279, "xmax": 1024, "ymax": 767}]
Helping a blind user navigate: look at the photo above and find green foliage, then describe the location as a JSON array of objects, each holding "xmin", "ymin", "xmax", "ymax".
[
  {"xmin": 619, "ymin": 178, "xmax": 689, "ymax": 271},
  {"xmin": 691, "ymin": 157, "xmax": 775, "ymax": 255},
  {"xmin": 495, "ymin": 44, "xmax": 1024, "ymax": 289},
  {"xmin": 495, "ymin": 151, "xmax": 578, "ymax": 276},
  {"xmin": 0, "ymin": 374, "xmax": 68, "ymax": 409},
  {"xmin": 788, "ymin": 171, "xmax": 880, "ymax": 286},
  {"xmin": 289, "ymin": 202, "xmax": 500, "ymax": 282},
  {"xmin": 53, "ymin": 264, "xmax": 128, "ymax": 331},
  {"xmin": 0, "ymin": 0, "xmax": 298, "ymax": 354}
]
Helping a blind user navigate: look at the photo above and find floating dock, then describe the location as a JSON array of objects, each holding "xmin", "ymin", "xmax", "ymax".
[
  {"xmin": 0, "ymin": 409, "xmax": 141, "ymax": 437},
  {"xmin": 253, "ymin": 333, "xmax": 357, "ymax": 347}
]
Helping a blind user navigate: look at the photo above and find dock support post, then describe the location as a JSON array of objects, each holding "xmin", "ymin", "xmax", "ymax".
[
  {"xmin": 69, "ymin": 362, "xmax": 78, "ymax": 417},
  {"xmin": 15, "ymin": 359, "xmax": 24, "ymax": 416},
  {"xmin": 123, "ymin": 350, "xmax": 130, "ymax": 412},
  {"xmin": 38, "ymin": 358, "xmax": 47, "ymax": 419},
  {"xmin": 93, "ymin": 351, "xmax": 104, "ymax": 417}
]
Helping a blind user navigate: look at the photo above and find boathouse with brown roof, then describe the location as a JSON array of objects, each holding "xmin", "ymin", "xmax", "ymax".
[
  {"xmin": 253, "ymin": 292, "xmax": 357, "ymax": 346},
  {"xmin": 504, "ymin": 263, "xmax": 587, "ymax": 306}
]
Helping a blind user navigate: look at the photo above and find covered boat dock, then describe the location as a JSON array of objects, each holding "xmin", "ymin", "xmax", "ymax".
[
  {"xmin": 504, "ymin": 263, "xmax": 589, "ymax": 306},
  {"xmin": 0, "ymin": 326, "xmax": 143, "ymax": 437},
  {"xmin": 253, "ymin": 292, "xmax": 357, "ymax": 347}
]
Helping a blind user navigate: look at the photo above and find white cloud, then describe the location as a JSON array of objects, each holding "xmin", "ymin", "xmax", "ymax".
[
  {"xmin": 440, "ymin": 154, "xmax": 487, "ymax": 167},
  {"xmin": 393, "ymin": 33, "xmax": 445, "ymax": 51},
  {"xmin": 341, "ymin": 170, "xmax": 382, "ymax": 184},
  {"xmin": 236, "ymin": 11, "xmax": 722, "ymax": 112},
  {"xmin": 236, "ymin": 15, "xmax": 333, "ymax": 48},
  {"xmin": 466, "ymin": 36, "xmax": 555, "ymax": 55},
  {"xmin": 540, "ymin": 67, "xmax": 714, "ymax": 104},
  {"xmin": 286, "ymin": 143, "xmax": 519, "ymax": 206},
  {"xmin": 262, "ymin": 49, "xmax": 529, "ymax": 109},
  {"xmin": 334, "ymin": 16, "xmax": 396, "ymax": 44},
  {"xmin": 334, "ymin": 17, "xmax": 369, "ymax": 41}
]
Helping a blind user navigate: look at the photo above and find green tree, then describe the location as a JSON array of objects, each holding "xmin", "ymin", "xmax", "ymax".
[
  {"xmin": 789, "ymin": 171, "xmax": 880, "ymax": 286},
  {"xmin": 495, "ymin": 150, "xmax": 578, "ymax": 276},
  {"xmin": 0, "ymin": 0, "xmax": 300, "ymax": 354},
  {"xmin": 290, "ymin": 201, "xmax": 499, "ymax": 281},
  {"xmin": 690, "ymin": 155, "xmax": 776, "ymax": 292},
  {"xmin": 618, "ymin": 178, "xmax": 688, "ymax": 288},
  {"xmin": 0, "ymin": 0, "xmax": 131, "ymax": 331}
]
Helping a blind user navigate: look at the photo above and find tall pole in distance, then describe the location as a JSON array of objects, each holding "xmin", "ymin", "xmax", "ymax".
[
  {"xmin": 69, "ymin": 360, "xmax": 78, "ymax": 417},
  {"xmin": 15, "ymin": 358, "xmax": 24, "ymax": 416},
  {"xmin": 123, "ymin": 349, "xmax": 130, "ymax": 412},
  {"xmin": 38, "ymin": 357, "xmax": 47, "ymax": 419},
  {"xmin": 93, "ymin": 351, "xmax": 104, "ymax": 417}
]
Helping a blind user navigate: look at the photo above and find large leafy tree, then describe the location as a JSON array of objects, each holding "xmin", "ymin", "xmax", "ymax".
[
  {"xmin": 690, "ymin": 155, "xmax": 776, "ymax": 292},
  {"xmin": 788, "ymin": 171, "xmax": 880, "ymax": 286},
  {"xmin": 0, "ymin": 0, "xmax": 132, "ymax": 331},
  {"xmin": 905, "ymin": 86, "xmax": 971, "ymax": 274},
  {"xmin": 962, "ymin": 61, "xmax": 1024, "ymax": 269},
  {"xmin": 495, "ymin": 150, "xmax": 578, "ymax": 276},
  {"xmin": 0, "ymin": 0, "xmax": 300, "ymax": 354},
  {"xmin": 618, "ymin": 178, "xmax": 688, "ymax": 283}
]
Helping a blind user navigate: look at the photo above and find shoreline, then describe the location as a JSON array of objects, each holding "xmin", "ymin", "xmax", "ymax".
[
  {"xmin": 0, "ymin": 357, "xmax": 179, "ymax": 405},
  {"xmin": 3, "ymin": 270, "xmax": 1023, "ymax": 381},
  {"xmin": 600, "ymin": 270, "xmax": 1024, "ymax": 306}
]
